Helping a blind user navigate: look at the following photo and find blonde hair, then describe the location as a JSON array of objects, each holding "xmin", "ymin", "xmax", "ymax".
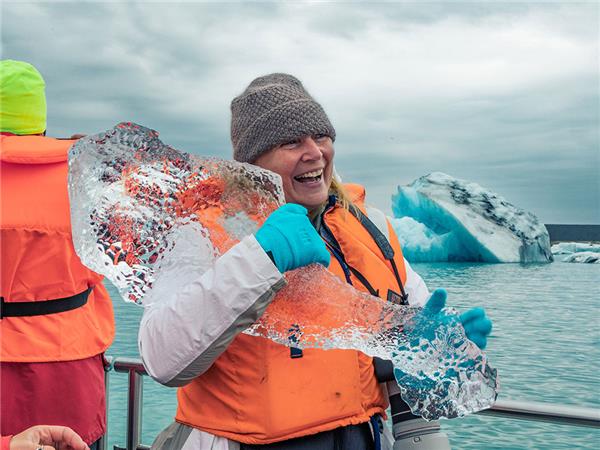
[
  {"xmin": 305, "ymin": 177, "xmax": 358, "ymax": 220},
  {"xmin": 329, "ymin": 178, "xmax": 358, "ymax": 214}
]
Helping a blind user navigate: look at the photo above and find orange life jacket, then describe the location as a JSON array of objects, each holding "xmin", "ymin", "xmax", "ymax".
[
  {"xmin": 0, "ymin": 135, "xmax": 115, "ymax": 362},
  {"xmin": 175, "ymin": 184, "xmax": 407, "ymax": 445}
]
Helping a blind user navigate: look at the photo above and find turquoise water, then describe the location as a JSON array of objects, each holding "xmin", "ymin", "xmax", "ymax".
[{"xmin": 105, "ymin": 262, "xmax": 600, "ymax": 449}]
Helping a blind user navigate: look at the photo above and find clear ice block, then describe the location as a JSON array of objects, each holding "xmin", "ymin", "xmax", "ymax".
[{"xmin": 68, "ymin": 122, "xmax": 498, "ymax": 420}]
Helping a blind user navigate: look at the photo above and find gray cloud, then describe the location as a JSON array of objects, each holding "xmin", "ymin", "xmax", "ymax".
[{"xmin": 2, "ymin": 0, "xmax": 597, "ymax": 223}]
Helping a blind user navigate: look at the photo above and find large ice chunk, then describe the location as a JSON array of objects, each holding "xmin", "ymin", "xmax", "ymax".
[
  {"xmin": 254, "ymin": 267, "xmax": 499, "ymax": 420},
  {"xmin": 68, "ymin": 122, "xmax": 284, "ymax": 304},
  {"xmin": 68, "ymin": 123, "xmax": 498, "ymax": 420},
  {"xmin": 390, "ymin": 172, "xmax": 553, "ymax": 263}
]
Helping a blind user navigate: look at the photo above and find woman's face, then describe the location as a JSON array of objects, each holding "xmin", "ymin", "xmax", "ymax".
[{"xmin": 254, "ymin": 135, "xmax": 335, "ymax": 211}]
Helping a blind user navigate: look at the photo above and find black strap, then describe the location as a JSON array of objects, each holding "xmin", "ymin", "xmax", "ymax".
[
  {"xmin": 320, "ymin": 202, "xmax": 381, "ymax": 298},
  {"xmin": 0, "ymin": 288, "xmax": 92, "ymax": 319},
  {"xmin": 349, "ymin": 207, "xmax": 395, "ymax": 259},
  {"xmin": 288, "ymin": 324, "xmax": 303, "ymax": 359},
  {"xmin": 389, "ymin": 258, "xmax": 409, "ymax": 303},
  {"xmin": 348, "ymin": 266, "xmax": 379, "ymax": 297},
  {"xmin": 348, "ymin": 207, "xmax": 409, "ymax": 302}
]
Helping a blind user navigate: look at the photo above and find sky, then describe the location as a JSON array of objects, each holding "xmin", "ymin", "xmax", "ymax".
[{"xmin": 2, "ymin": 0, "xmax": 598, "ymax": 224}]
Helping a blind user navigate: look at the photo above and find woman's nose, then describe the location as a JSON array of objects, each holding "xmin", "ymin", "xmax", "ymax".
[{"xmin": 301, "ymin": 137, "xmax": 322, "ymax": 160}]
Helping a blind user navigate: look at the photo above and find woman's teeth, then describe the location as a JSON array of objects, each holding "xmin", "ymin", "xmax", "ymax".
[{"xmin": 295, "ymin": 169, "xmax": 323, "ymax": 182}]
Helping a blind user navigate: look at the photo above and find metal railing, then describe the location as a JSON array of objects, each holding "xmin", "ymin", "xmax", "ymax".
[
  {"xmin": 102, "ymin": 356, "xmax": 600, "ymax": 450},
  {"xmin": 100, "ymin": 357, "xmax": 148, "ymax": 450}
]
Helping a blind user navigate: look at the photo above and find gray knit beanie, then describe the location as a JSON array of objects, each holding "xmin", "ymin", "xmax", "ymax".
[{"xmin": 231, "ymin": 73, "xmax": 336, "ymax": 163}]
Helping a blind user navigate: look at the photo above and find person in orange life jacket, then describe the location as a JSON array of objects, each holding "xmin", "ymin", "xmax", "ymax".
[
  {"xmin": 1, "ymin": 425, "xmax": 89, "ymax": 450},
  {"xmin": 138, "ymin": 73, "xmax": 492, "ymax": 450},
  {"xmin": 0, "ymin": 60, "xmax": 115, "ymax": 447}
]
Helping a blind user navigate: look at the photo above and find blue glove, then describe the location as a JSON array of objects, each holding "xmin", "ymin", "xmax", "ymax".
[
  {"xmin": 255, "ymin": 203, "xmax": 330, "ymax": 273},
  {"xmin": 460, "ymin": 307, "xmax": 492, "ymax": 350},
  {"xmin": 424, "ymin": 288, "xmax": 447, "ymax": 315},
  {"xmin": 422, "ymin": 289, "xmax": 492, "ymax": 350},
  {"xmin": 413, "ymin": 289, "xmax": 452, "ymax": 342}
]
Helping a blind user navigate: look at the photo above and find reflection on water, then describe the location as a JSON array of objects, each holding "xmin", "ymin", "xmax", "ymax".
[{"xmin": 105, "ymin": 262, "xmax": 600, "ymax": 449}]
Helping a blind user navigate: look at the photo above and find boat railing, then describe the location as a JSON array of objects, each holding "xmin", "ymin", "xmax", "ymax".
[{"xmin": 101, "ymin": 356, "xmax": 600, "ymax": 450}]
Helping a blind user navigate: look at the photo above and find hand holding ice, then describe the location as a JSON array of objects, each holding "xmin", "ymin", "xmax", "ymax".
[
  {"xmin": 68, "ymin": 123, "xmax": 498, "ymax": 420},
  {"xmin": 460, "ymin": 307, "xmax": 493, "ymax": 350},
  {"xmin": 255, "ymin": 203, "xmax": 331, "ymax": 272},
  {"xmin": 393, "ymin": 290, "xmax": 497, "ymax": 420}
]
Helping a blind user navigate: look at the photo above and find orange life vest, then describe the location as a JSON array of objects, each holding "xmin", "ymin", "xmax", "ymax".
[
  {"xmin": 0, "ymin": 135, "xmax": 115, "ymax": 362},
  {"xmin": 175, "ymin": 184, "xmax": 407, "ymax": 445}
]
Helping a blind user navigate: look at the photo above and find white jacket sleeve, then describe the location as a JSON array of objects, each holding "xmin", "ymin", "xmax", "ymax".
[
  {"xmin": 138, "ymin": 235, "xmax": 285, "ymax": 387},
  {"xmin": 403, "ymin": 258, "xmax": 430, "ymax": 307}
]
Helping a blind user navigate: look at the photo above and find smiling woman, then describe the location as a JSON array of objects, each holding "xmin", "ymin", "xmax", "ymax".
[
  {"xmin": 254, "ymin": 134, "xmax": 334, "ymax": 210},
  {"xmin": 230, "ymin": 74, "xmax": 344, "ymax": 214},
  {"xmin": 137, "ymin": 73, "xmax": 491, "ymax": 450}
]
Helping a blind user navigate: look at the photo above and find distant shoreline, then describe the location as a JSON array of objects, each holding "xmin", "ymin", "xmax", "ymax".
[{"xmin": 545, "ymin": 224, "xmax": 600, "ymax": 243}]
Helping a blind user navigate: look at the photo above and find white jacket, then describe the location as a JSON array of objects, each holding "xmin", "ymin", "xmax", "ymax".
[{"xmin": 138, "ymin": 210, "xmax": 430, "ymax": 450}]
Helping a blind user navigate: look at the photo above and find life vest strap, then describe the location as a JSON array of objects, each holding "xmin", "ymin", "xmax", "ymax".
[
  {"xmin": 349, "ymin": 207, "xmax": 409, "ymax": 303},
  {"xmin": 349, "ymin": 207, "xmax": 395, "ymax": 260},
  {"xmin": 0, "ymin": 287, "xmax": 92, "ymax": 319}
]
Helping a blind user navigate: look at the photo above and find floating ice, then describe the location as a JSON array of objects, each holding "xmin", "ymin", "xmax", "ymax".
[
  {"xmin": 552, "ymin": 242, "xmax": 600, "ymax": 264},
  {"xmin": 390, "ymin": 172, "xmax": 553, "ymax": 263},
  {"xmin": 68, "ymin": 123, "xmax": 498, "ymax": 420},
  {"xmin": 563, "ymin": 252, "xmax": 600, "ymax": 263}
]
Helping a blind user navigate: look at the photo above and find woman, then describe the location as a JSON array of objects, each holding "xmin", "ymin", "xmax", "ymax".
[{"xmin": 139, "ymin": 74, "xmax": 492, "ymax": 450}]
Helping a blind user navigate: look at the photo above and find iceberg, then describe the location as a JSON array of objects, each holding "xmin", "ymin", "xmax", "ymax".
[
  {"xmin": 68, "ymin": 123, "xmax": 498, "ymax": 420},
  {"xmin": 390, "ymin": 172, "xmax": 553, "ymax": 263},
  {"xmin": 552, "ymin": 242, "xmax": 600, "ymax": 263}
]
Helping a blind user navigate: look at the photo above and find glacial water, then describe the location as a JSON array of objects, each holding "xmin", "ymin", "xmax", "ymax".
[{"xmin": 104, "ymin": 261, "xmax": 600, "ymax": 449}]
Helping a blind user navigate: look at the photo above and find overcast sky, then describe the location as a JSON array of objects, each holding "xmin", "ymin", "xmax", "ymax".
[{"xmin": 2, "ymin": 1, "xmax": 598, "ymax": 224}]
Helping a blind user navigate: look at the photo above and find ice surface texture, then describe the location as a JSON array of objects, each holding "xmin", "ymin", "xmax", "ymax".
[
  {"xmin": 68, "ymin": 122, "xmax": 284, "ymax": 304},
  {"xmin": 69, "ymin": 123, "xmax": 498, "ymax": 420},
  {"xmin": 250, "ymin": 267, "xmax": 499, "ymax": 420},
  {"xmin": 390, "ymin": 172, "xmax": 553, "ymax": 263}
]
